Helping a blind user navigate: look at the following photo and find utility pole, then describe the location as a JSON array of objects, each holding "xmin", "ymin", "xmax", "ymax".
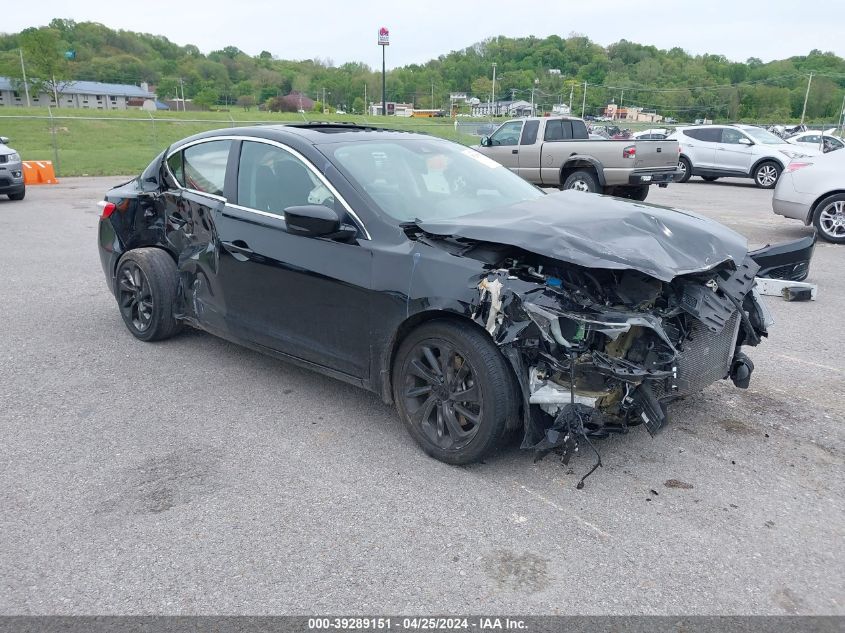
[
  {"xmin": 364, "ymin": 83, "xmax": 367, "ymax": 114},
  {"xmin": 620, "ymin": 89, "xmax": 624, "ymax": 109},
  {"xmin": 431, "ymin": 80, "xmax": 434, "ymax": 110},
  {"xmin": 569, "ymin": 83, "xmax": 574, "ymax": 114},
  {"xmin": 179, "ymin": 77, "xmax": 185, "ymax": 112},
  {"xmin": 491, "ymin": 62, "xmax": 497, "ymax": 117},
  {"xmin": 322, "ymin": 87, "xmax": 326, "ymax": 111},
  {"xmin": 19, "ymin": 49, "xmax": 31, "ymax": 107},
  {"xmin": 839, "ymin": 92, "xmax": 845, "ymax": 137},
  {"xmin": 800, "ymin": 72, "xmax": 814, "ymax": 125},
  {"xmin": 581, "ymin": 81, "xmax": 587, "ymax": 118}
]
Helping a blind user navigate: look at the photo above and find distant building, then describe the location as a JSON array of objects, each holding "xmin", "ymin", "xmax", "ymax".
[
  {"xmin": 552, "ymin": 103, "xmax": 571, "ymax": 115},
  {"xmin": 369, "ymin": 101, "xmax": 414, "ymax": 116},
  {"xmin": 471, "ymin": 100, "xmax": 534, "ymax": 117},
  {"xmin": 0, "ymin": 77, "xmax": 156, "ymax": 110},
  {"xmin": 604, "ymin": 102, "xmax": 663, "ymax": 123}
]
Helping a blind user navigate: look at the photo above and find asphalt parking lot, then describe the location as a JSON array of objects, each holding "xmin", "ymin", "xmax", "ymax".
[{"xmin": 1, "ymin": 176, "xmax": 843, "ymax": 615}]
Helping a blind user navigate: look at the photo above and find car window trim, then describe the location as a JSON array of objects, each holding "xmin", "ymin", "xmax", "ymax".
[{"xmin": 165, "ymin": 135, "xmax": 371, "ymax": 240}]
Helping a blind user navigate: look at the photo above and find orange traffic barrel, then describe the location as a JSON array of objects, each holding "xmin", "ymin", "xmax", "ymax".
[{"xmin": 22, "ymin": 161, "xmax": 59, "ymax": 185}]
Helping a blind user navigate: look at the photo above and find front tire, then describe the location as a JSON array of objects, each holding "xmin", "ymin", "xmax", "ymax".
[
  {"xmin": 392, "ymin": 320, "xmax": 518, "ymax": 465},
  {"xmin": 562, "ymin": 170, "xmax": 599, "ymax": 193},
  {"xmin": 754, "ymin": 161, "xmax": 781, "ymax": 189},
  {"xmin": 8, "ymin": 187, "xmax": 25, "ymax": 201},
  {"xmin": 813, "ymin": 194, "xmax": 845, "ymax": 244},
  {"xmin": 115, "ymin": 248, "xmax": 181, "ymax": 342},
  {"xmin": 677, "ymin": 156, "xmax": 692, "ymax": 183}
]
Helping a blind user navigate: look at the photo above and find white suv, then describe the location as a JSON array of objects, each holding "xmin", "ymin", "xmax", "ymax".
[{"xmin": 668, "ymin": 124, "xmax": 818, "ymax": 189}]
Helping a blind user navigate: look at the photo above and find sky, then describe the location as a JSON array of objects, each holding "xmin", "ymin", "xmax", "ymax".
[{"xmin": 4, "ymin": 0, "xmax": 844, "ymax": 70}]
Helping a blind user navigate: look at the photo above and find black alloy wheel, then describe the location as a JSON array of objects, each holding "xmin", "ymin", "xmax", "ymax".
[
  {"xmin": 393, "ymin": 321, "xmax": 517, "ymax": 464},
  {"xmin": 118, "ymin": 261, "xmax": 154, "ymax": 333},
  {"xmin": 401, "ymin": 339, "xmax": 483, "ymax": 451},
  {"xmin": 115, "ymin": 248, "xmax": 181, "ymax": 342}
]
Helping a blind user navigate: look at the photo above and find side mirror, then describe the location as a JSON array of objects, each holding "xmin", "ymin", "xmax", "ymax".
[
  {"xmin": 738, "ymin": 137, "xmax": 753, "ymax": 146},
  {"xmin": 284, "ymin": 204, "xmax": 341, "ymax": 238},
  {"xmin": 0, "ymin": 136, "xmax": 9, "ymax": 144},
  {"xmin": 480, "ymin": 136, "xmax": 490, "ymax": 147}
]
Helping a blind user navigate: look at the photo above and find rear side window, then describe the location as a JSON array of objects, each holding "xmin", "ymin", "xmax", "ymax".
[
  {"xmin": 683, "ymin": 128, "xmax": 721, "ymax": 142},
  {"xmin": 520, "ymin": 120, "xmax": 540, "ymax": 145},
  {"xmin": 182, "ymin": 140, "xmax": 231, "ymax": 196},
  {"xmin": 571, "ymin": 120, "xmax": 588, "ymax": 139},
  {"xmin": 544, "ymin": 120, "xmax": 573, "ymax": 141}
]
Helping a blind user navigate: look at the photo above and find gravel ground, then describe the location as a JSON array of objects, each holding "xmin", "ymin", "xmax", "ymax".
[{"xmin": 0, "ymin": 176, "xmax": 842, "ymax": 615}]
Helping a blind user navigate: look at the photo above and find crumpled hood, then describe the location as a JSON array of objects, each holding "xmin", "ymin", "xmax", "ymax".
[{"xmin": 417, "ymin": 190, "xmax": 749, "ymax": 282}]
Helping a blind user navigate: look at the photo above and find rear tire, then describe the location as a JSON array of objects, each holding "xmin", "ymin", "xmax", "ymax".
[
  {"xmin": 392, "ymin": 320, "xmax": 518, "ymax": 465},
  {"xmin": 677, "ymin": 156, "xmax": 692, "ymax": 183},
  {"xmin": 8, "ymin": 187, "xmax": 25, "ymax": 201},
  {"xmin": 812, "ymin": 193, "xmax": 845, "ymax": 244},
  {"xmin": 754, "ymin": 161, "xmax": 781, "ymax": 189},
  {"xmin": 562, "ymin": 170, "xmax": 599, "ymax": 193},
  {"xmin": 115, "ymin": 248, "xmax": 181, "ymax": 342}
]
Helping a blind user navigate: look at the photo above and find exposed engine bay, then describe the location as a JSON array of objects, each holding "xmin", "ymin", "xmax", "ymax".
[{"xmin": 407, "ymin": 219, "xmax": 776, "ymax": 487}]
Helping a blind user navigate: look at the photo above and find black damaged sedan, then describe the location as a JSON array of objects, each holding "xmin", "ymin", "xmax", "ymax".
[{"xmin": 98, "ymin": 124, "xmax": 788, "ymax": 475}]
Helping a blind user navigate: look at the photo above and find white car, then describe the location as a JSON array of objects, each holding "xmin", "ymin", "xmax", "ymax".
[
  {"xmin": 773, "ymin": 149, "xmax": 845, "ymax": 243},
  {"xmin": 786, "ymin": 131, "xmax": 844, "ymax": 153},
  {"xmin": 668, "ymin": 124, "xmax": 818, "ymax": 188}
]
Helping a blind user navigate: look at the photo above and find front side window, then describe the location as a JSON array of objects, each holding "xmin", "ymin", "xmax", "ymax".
[
  {"xmin": 183, "ymin": 140, "xmax": 231, "ymax": 196},
  {"xmin": 329, "ymin": 139, "xmax": 544, "ymax": 223},
  {"xmin": 489, "ymin": 121, "xmax": 524, "ymax": 146},
  {"xmin": 721, "ymin": 128, "xmax": 748, "ymax": 144},
  {"xmin": 237, "ymin": 141, "xmax": 333, "ymax": 216}
]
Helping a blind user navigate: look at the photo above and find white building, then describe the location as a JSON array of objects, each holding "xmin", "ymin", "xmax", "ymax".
[
  {"xmin": 0, "ymin": 77, "xmax": 157, "ymax": 110},
  {"xmin": 470, "ymin": 99, "xmax": 534, "ymax": 117}
]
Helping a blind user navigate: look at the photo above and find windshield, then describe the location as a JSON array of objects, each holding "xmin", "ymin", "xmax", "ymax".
[
  {"xmin": 742, "ymin": 127, "xmax": 788, "ymax": 145},
  {"xmin": 325, "ymin": 138, "xmax": 544, "ymax": 222}
]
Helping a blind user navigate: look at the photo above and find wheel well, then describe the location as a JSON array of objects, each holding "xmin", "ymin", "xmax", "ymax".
[
  {"xmin": 381, "ymin": 310, "xmax": 523, "ymax": 423},
  {"xmin": 560, "ymin": 160, "xmax": 602, "ymax": 186},
  {"xmin": 808, "ymin": 190, "xmax": 845, "ymax": 224},
  {"xmin": 750, "ymin": 157, "xmax": 784, "ymax": 178}
]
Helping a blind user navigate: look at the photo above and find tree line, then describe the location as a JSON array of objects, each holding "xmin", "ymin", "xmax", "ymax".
[{"xmin": 1, "ymin": 19, "xmax": 844, "ymax": 122}]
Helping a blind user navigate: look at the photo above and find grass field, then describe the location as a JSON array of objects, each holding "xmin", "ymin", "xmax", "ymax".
[{"xmin": 0, "ymin": 107, "xmax": 484, "ymax": 176}]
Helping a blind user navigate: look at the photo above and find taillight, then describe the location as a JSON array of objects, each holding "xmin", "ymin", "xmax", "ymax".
[
  {"xmin": 99, "ymin": 201, "xmax": 117, "ymax": 218},
  {"xmin": 786, "ymin": 161, "xmax": 813, "ymax": 173},
  {"xmin": 623, "ymin": 145, "xmax": 636, "ymax": 159}
]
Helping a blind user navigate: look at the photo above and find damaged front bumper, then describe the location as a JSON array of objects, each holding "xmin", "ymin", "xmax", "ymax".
[{"xmin": 472, "ymin": 255, "xmax": 772, "ymax": 486}]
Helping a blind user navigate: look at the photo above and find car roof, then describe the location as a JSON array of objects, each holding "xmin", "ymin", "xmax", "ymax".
[{"xmin": 168, "ymin": 123, "xmax": 435, "ymax": 152}]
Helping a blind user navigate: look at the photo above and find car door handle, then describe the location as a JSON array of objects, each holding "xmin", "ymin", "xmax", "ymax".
[
  {"xmin": 222, "ymin": 240, "xmax": 254, "ymax": 260},
  {"xmin": 512, "ymin": 149, "xmax": 519, "ymax": 154}
]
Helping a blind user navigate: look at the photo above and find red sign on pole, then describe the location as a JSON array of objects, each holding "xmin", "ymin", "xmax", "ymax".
[{"xmin": 378, "ymin": 27, "xmax": 390, "ymax": 46}]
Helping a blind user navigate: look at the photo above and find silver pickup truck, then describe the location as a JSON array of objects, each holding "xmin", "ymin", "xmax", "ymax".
[{"xmin": 476, "ymin": 116, "xmax": 682, "ymax": 201}]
